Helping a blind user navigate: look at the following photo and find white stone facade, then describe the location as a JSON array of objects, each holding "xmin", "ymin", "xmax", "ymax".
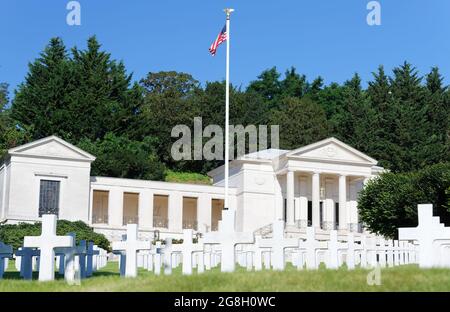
[{"xmin": 0, "ymin": 136, "xmax": 383, "ymax": 241}]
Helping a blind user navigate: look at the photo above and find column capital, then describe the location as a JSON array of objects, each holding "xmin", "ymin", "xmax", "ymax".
[{"xmin": 338, "ymin": 173, "xmax": 347, "ymax": 178}]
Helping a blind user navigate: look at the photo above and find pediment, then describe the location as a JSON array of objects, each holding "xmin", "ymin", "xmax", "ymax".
[
  {"xmin": 287, "ymin": 137, "xmax": 377, "ymax": 165},
  {"xmin": 8, "ymin": 136, "xmax": 95, "ymax": 162}
]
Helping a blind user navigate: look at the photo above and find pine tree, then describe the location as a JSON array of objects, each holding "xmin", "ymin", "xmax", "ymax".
[
  {"xmin": 247, "ymin": 67, "xmax": 281, "ymax": 105},
  {"xmin": 367, "ymin": 66, "xmax": 402, "ymax": 170},
  {"xmin": 280, "ymin": 67, "xmax": 307, "ymax": 98},
  {"xmin": 270, "ymin": 97, "xmax": 328, "ymax": 149},
  {"xmin": 12, "ymin": 37, "xmax": 142, "ymax": 143},
  {"xmin": 389, "ymin": 62, "xmax": 428, "ymax": 172},
  {"xmin": 12, "ymin": 38, "xmax": 72, "ymax": 140},
  {"xmin": 421, "ymin": 67, "xmax": 449, "ymax": 166}
]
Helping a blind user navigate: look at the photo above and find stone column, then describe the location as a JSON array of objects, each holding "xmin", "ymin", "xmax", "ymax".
[
  {"xmin": 286, "ymin": 170, "xmax": 295, "ymax": 225},
  {"xmin": 169, "ymin": 192, "xmax": 183, "ymax": 232},
  {"xmin": 299, "ymin": 177, "xmax": 308, "ymax": 228},
  {"xmin": 138, "ymin": 190, "xmax": 153, "ymax": 229},
  {"xmin": 274, "ymin": 176, "xmax": 284, "ymax": 221},
  {"xmin": 312, "ymin": 172, "xmax": 320, "ymax": 229},
  {"xmin": 325, "ymin": 178, "xmax": 334, "ymax": 230},
  {"xmin": 338, "ymin": 174, "xmax": 347, "ymax": 231},
  {"xmin": 109, "ymin": 188, "xmax": 123, "ymax": 227}
]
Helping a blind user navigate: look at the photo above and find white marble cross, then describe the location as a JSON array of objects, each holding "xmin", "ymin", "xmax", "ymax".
[
  {"xmin": 180, "ymin": 230, "xmax": 204, "ymax": 275},
  {"xmin": 162, "ymin": 238, "xmax": 174, "ymax": 275},
  {"xmin": 377, "ymin": 237, "xmax": 387, "ymax": 267},
  {"xmin": 301, "ymin": 227, "xmax": 327, "ymax": 270},
  {"xmin": 0, "ymin": 242, "xmax": 12, "ymax": 279},
  {"xmin": 203, "ymin": 210, "xmax": 254, "ymax": 272},
  {"xmin": 258, "ymin": 221, "xmax": 298, "ymax": 270},
  {"xmin": 358, "ymin": 235, "xmax": 368, "ymax": 268},
  {"xmin": 366, "ymin": 237, "xmax": 378, "ymax": 267},
  {"xmin": 196, "ymin": 242, "xmax": 205, "ymax": 274},
  {"xmin": 327, "ymin": 230, "xmax": 347, "ymax": 269},
  {"xmin": 77, "ymin": 240, "xmax": 88, "ymax": 278},
  {"xmin": 55, "ymin": 233, "xmax": 85, "ymax": 283},
  {"xmin": 112, "ymin": 224, "xmax": 151, "ymax": 278},
  {"xmin": 385, "ymin": 240, "xmax": 394, "ymax": 267},
  {"xmin": 153, "ymin": 241, "xmax": 162, "ymax": 275},
  {"xmin": 393, "ymin": 240, "xmax": 400, "ymax": 266},
  {"xmin": 23, "ymin": 215, "xmax": 74, "ymax": 281},
  {"xmin": 92, "ymin": 245, "xmax": 100, "ymax": 271},
  {"xmin": 346, "ymin": 233, "xmax": 358, "ymax": 270},
  {"xmin": 399, "ymin": 204, "xmax": 450, "ymax": 268},
  {"xmin": 247, "ymin": 236, "xmax": 266, "ymax": 271}
]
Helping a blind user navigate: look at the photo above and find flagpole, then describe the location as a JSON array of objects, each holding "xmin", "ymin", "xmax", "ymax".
[{"xmin": 224, "ymin": 8, "xmax": 234, "ymax": 212}]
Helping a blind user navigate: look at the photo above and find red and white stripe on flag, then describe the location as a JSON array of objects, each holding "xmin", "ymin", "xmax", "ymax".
[{"xmin": 209, "ymin": 25, "xmax": 227, "ymax": 56}]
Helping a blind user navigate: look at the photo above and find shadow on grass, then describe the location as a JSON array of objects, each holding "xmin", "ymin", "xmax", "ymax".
[{"xmin": 92, "ymin": 271, "xmax": 119, "ymax": 277}]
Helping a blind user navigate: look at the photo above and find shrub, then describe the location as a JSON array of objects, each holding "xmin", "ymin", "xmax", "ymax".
[
  {"xmin": 0, "ymin": 219, "xmax": 111, "ymax": 251},
  {"xmin": 358, "ymin": 162, "xmax": 450, "ymax": 238}
]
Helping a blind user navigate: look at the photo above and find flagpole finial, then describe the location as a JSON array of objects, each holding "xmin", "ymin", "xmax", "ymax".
[{"xmin": 224, "ymin": 8, "xmax": 234, "ymax": 18}]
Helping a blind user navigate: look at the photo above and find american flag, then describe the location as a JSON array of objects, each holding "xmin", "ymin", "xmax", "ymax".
[{"xmin": 209, "ymin": 25, "xmax": 227, "ymax": 56}]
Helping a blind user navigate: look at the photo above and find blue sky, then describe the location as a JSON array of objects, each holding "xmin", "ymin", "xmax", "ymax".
[{"xmin": 1, "ymin": 0, "xmax": 449, "ymax": 94}]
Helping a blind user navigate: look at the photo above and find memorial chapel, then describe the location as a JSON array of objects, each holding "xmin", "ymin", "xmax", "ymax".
[{"xmin": 0, "ymin": 135, "xmax": 384, "ymax": 241}]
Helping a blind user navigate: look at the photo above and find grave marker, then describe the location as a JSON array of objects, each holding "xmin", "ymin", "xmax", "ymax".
[
  {"xmin": 258, "ymin": 221, "xmax": 298, "ymax": 270},
  {"xmin": 180, "ymin": 229, "xmax": 204, "ymax": 275},
  {"xmin": 23, "ymin": 215, "xmax": 73, "ymax": 281},
  {"xmin": 0, "ymin": 242, "xmax": 12, "ymax": 279},
  {"xmin": 399, "ymin": 204, "xmax": 450, "ymax": 268},
  {"xmin": 203, "ymin": 210, "xmax": 254, "ymax": 272},
  {"xmin": 112, "ymin": 224, "xmax": 151, "ymax": 278}
]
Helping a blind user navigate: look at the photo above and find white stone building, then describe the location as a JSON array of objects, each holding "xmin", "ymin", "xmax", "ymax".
[{"xmin": 0, "ymin": 136, "xmax": 383, "ymax": 241}]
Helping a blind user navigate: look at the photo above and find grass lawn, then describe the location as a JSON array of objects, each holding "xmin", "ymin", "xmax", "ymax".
[{"xmin": 1, "ymin": 261, "xmax": 450, "ymax": 292}]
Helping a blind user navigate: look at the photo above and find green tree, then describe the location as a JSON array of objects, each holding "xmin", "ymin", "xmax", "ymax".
[
  {"xmin": 247, "ymin": 67, "xmax": 281, "ymax": 104},
  {"xmin": 12, "ymin": 37, "xmax": 142, "ymax": 143},
  {"xmin": 0, "ymin": 83, "xmax": 7, "ymax": 107},
  {"xmin": 270, "ymin": 97, "xmax": 328, "ymax": 149},
  {"xmin": 329, "ymin": 74, "xmax": 377, "ymax": 152},
  {"xmin": 420, "ymin": 67, "xmax": 449, "ymax": 167},
  {"xmin": 358, "ymin": 162, "xmax": 450, "ymax": 238},
  {"xmin": 12, "ymin": 38, "xmax": 74, "ymax": 140},
  {"xmin": 69, "ymin": 37, "xmax": 143, "ymax": 141},
  {"xmin": 0, "ymin": 83, "xmax": 29, "ymax": 157},
  {"xmin": 78, "ymin": 133, "xmax": 166, "ymax": 181},
  {"xmin": 139, "ymin": 71, "xmax": 200, "ymax": 169},
  {"xmin": 388, "ymin": 62, "xmax": 428, "ymax": 172}
]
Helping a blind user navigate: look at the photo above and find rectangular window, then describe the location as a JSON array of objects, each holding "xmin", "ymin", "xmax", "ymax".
[
  {"xmin": 123, "ymin": 192, "xmax": 139, "ymax": 225},
  {"xmin": 211, "ymin": 199, "xmax": 224, "ymax": 231},
  {"xmin": 92, "ymin": 190, "xmax": 109, "ymax": 224},
  {"xmin": 182, "ymin": 197, "xmax": 198, "ymax": 230},
  {"xmin": 39, "ymin": 180, "xmax": 60, "ymax": 217},
  {"xmin": 153, "ymin": 195, "xmax": 169, "ymax": 228}
]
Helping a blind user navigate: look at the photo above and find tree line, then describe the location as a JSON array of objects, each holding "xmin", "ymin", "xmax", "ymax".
[
  {"xmin": 0, "ymin": 36, "xmax": 448, "ymax": 235},
  {"xmin": 0, "ymin": 36, "xmax": 448, "ymax": 177}
]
